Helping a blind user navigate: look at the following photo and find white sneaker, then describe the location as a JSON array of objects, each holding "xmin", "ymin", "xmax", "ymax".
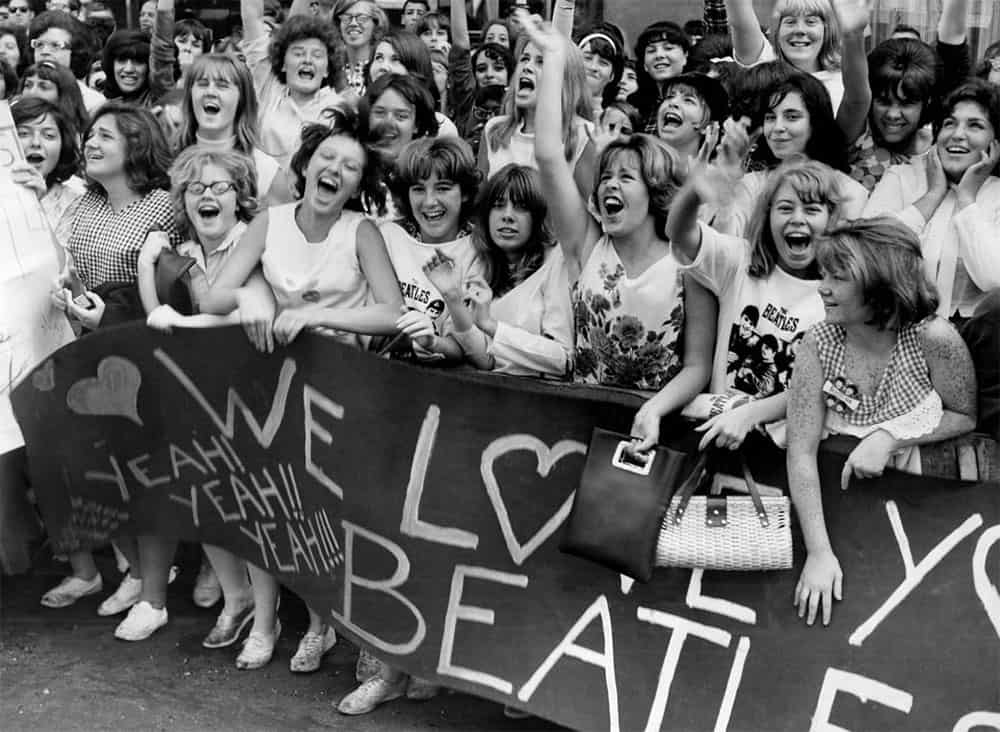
[
  {"xmin": 41, "ymin": 575, "xmax": 103, "ymax": 608},
  {"xmin": 337, "ymin": 676, "xmax": 407, "ymax": 715},
  {"xmin": 192, "ymin": 561, "xmax": 221, "ymax": 608},
  {"xmin": 289, "ymin": 626, "xmax": 337, "ymax": 673},
  {"xmin": 114, "ymin": 601, "xmax": 168, "ymax": 641},
  {"xmin": 98, "ymin": 573, "xmax": 142, "ymax": 616}
]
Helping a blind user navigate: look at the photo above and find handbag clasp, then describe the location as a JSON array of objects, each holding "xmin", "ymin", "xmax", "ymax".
[{"xmin": 611, "ymin": 441, "xmax": 654, "ymax": 476}]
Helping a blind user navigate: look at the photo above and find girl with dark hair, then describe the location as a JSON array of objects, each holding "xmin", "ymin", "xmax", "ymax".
[
  {"xmin": 102, "ymin": 28, "xmax": 173, "ymax": 106},
  {"xmin": 241, "ymin": 0, "xmax": 346, "ymax": 165},
  {"xmin": 10, "ymin": 97, "xmax": 83, "ymax": 249},
  {"xmin": 172, "ymin": 17, "xmax": 210, "ymax": 82},
  {"xmin": 18, "ymin": 61, "xmax": 87, "ymax": 134},
  {"xmin": 627, "ymin": 20, "xmax": 691, "ymax": 132},
  {"xmin": 26, "ymin": 10, "xmax": 104, "ymax": 112},
  {"xmin": 617, "ymin": 58, "xmax": 637, "ymax": 102},
  {"xmin": 716, "ymin": 71, "xmax": 867, "ymax": 237},
  {"xmin": 0, "ymin": 55, "xmax": 15, "ymax": 97},
  {"xmin": 197, "ymin": 115, "xmax": 403, "ymax": 672},
  {"xmin": 577, "ymin": 23, "xmax": 624, "ymax": 118},
  {"xmin": 415, "ymin": 11, "xmax": 449, "ymax": 55},
  {"xmin": 978, "ymin": 41, "xmax": 1000, "ymax": 86},
  {"xmin": 667, "ymin": 158, "xmax": 844, "ymax": 450},
  {"xmin": 482, "ymin": 17, "xmax": 512, "ymax": 51},
  {"xmin": 428, "ymin": 163, "xmax": 573, "ymax": 375},
  {"xmin": 788, "ymin": 217, "xmax": 976, "ymax": 628},
  {"xmin": 0, "ymin": 24, "xmax": 26, "ymax": 73},
  {"xmin": 50, "ymin": 102, "xmax": 181, "ymax": 640},
  {"xmin": 523, "ymin": 15, "xmax": 715, "ymax": 453}
]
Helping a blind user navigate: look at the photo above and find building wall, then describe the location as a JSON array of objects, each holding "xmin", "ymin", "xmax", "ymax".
[{"xmin": 605, "ymin": 0, "xmax": 772, "ymax": 55}]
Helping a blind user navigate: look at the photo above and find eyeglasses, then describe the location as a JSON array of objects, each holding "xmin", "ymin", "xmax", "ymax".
[
  {"xmin": 340, "ymin": 12, "xmax": 373, "ymax": 26},
  {"xmin": 10, "ymin": 5, "xmax": 31, "ymax": 13},
  {"xmin": 31, "ymin": 39, "xmax": 71, "ymax": 51},
  {"xmin": 186, "ymin": 180, "xmax": 236, "ymax": 195}
]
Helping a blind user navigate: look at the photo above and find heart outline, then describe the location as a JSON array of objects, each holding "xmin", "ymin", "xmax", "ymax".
[
  {"xmin": 66, "ymin": 356, "xmax": 144, "ymax": 426},
  {"xmin": 480, "ymin": 434, "xmax": 587, "ymax": 566}
]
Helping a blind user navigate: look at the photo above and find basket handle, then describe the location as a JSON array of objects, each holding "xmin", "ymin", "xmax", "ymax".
[
  {"xmin": 668, "ymin": 452, "xmax": 710, "ymax": 525},
  {"xmin": 739, "ymin": 456, "xmax": 770, "ymax": 528}
]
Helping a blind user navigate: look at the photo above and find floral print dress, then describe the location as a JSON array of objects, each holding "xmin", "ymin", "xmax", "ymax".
[{"xmin": 572, "ymin": 236, "xmax": 685, "ymax": 390}]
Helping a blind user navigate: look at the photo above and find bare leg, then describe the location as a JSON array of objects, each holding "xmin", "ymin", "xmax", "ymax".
[
  {"xmin": 136, "ymin": 535, "xmax": 175, "ymax": 609},
  {"xmin": 203, "ymin": 545, "xmax": 252, "ymax": 614}
]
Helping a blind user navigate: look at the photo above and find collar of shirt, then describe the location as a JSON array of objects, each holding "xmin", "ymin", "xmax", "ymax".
[{"xmin": 176, "ymin": 220, "xmax": 248, "ymax": 274}]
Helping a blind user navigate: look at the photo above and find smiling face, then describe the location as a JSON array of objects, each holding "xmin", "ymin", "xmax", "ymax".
[
  {"xmin": 369, "ymin": 87, "xmax": 417, "ymax": 160},
  {"xmin": 617, "ymin": 66, "xmax": 637, "ymax": 101},
  {"xmin": 174, "ymin": 32, "xmax": 204, "ymax": 68},
  {"xmin": 302, "ymin": 134, "xmax": 366, "ymax": 214},
  {"xmin": 488, "ymin": 197, "xmax": 533, "ymax": 257},
  {"xmin": 338, "ymin": 1, "xmax": 376, "ymax": 49},
  {"xmin": 139, "ymin": 0, "xmax": 157, "ymax": 34},
  {"xmin": 596, "ymin": 149, "xmax": 651, "ymax": 237},
  {"xmin": 283, "ymin": 38, "xmax": 328, "ymax": 95},
  {"xmin": 17, "ymin": 113, "xmax": 62, "ymax": 180},
  {"xmin": 114, "ymin": 56, "xmax": 149, "ymax": 95},
  {"xmin": 84, "ymin": 114, "xmax": 127, "ymax": 182},
  {"xmin": 33, "ymin": 27, "xmax": 73, "ymax": 69},
  {"xmin": 656, "ymin": 83, "xmax": 708, "ymax": 149},
  {"xmin": 369, "ymin": 40, "xmax": 406, "ymax": 83},
  {"xmin": 768, "ymin": 182, "xmax": 831, "ymax": 276},
  {"xmin": 513, "ymin": 42, "xmax": 542, "ymax": 110},
  {"xmin": 0, "ymin": 33, "xmax": 20, "ymax": 69},
  {"xmin": 871, "ymin": 90, "xmax": 923, "ymax": 147},
  {"xmin": 184, "ymin": 162, "xmax": 239, "ymax": 245},
  {"xmin": 191, "ymin": 70, "xmax": 240, "ymax": 136},
  {"xmin": 764, "ymin": 91, "xmax": 811, "ymax": 160},
  {"xmin": 408, "ymin": 172, "xmax": 463, "ymax": 243},
  {"xmin": 643, "ymin": 40, "xmax": 685, "ymax": 83},
  {"xmin": 581, "ymin": 41, "xmax": 613, "ymax": 97},
  {"xmin": 21, "ymin": 75, "xmax": 60, "ymax": 103},
  {"xmin": 937, "ymin": 100, "xmax": 997, "ymax": 181},
  {"xmin": 777, "ymin": 13, "xmax": 824, "ymax": 72},
  {"xmin": 473, "ymin": 51, "xmax": 507, "ymax": 89}
]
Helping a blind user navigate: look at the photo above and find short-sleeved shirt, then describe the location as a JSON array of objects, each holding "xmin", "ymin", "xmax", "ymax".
[
  {"xmin": 176, "ymin": 221, "xmax": 248, "ymax": 309},
  {"xmin": 68, "ymin": 188, "xmax": 181, "ymax": 289}
]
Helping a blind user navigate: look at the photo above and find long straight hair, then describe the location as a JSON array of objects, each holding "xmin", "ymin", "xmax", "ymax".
[
  {"xmin": 487, "ymin": 33, "xmax": 592, "ymax": 164},
  {"xmin": 176, "ymin": 54, "xmax": 259, "ymax": 155}
]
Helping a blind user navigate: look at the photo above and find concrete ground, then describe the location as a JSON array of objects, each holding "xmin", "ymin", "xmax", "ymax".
[{"xmin": 0, "ymin": 547, "xmax": 562, "ymax": 732}]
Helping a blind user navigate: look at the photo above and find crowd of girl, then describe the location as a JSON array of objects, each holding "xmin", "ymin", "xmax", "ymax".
[{"xmin": 5, "ymin": 0, "xmax": 999, "ymax": 717}]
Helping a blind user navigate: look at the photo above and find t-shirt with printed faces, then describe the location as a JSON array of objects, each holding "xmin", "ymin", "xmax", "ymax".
[
  {"xmin": 684, "ymin": 223, "xmax": 826, "ymax": 398},
  {"xmin": 379, "ymin": 221, "xmax": 489, "ymax": 355}
]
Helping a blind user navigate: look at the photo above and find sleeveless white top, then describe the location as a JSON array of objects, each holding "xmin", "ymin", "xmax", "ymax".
[{"xmin": 261, "ymin": 203, "xmax": 371, "ymax": 348}]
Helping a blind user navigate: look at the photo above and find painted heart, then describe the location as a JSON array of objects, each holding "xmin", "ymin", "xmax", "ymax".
[
  {"xmin": 66, "ymin": 356, "xmax": 144, "ymax": 426},
  {"xmin": 32, "ymin": 359, "xmax": 55, "ymax": 392},
  {"xmin": 481, "ymin": 435, "xmax": 587, "ymax": 566}
]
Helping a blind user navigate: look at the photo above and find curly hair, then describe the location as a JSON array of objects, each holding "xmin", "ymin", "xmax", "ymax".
[
  {"xmin": 389, "ymin": 136, "xmax": 480, "ymax": 231},
  {"xmin": 817, "ymin": 216, "xmax": 939, "ymax": 330},
  {"xmin": 18, "ymin": 61, "xmax": 88, "ymax": 134},
  {"xmin": 474, "ymin": 163, "xmax": 553, "ymax": 296},
  {"xmin": 471, "ymin": 42, "xmax": 513, "ymax": 89},
  {"xmin": 933, "ymin": 78, "xmax": 1000, "ymax": 140},
  {"xmin": 591, "ymin": 134, "xmax": 684, "ymax": 241},
  {"xmin": 168, "ymin": 146, "xmax": 259, "ymax": 242},
  {"xmin": 83, "ymin": 101, "xmax": 172, "ymax": 195},
  {"xmin": 745, "ymin": 156, "xmax": 842, "ymax": 278},
  {"xmin": 28, "ymin": 10, "xmax": 92, "ymax": 79},
  {"xmin": 268, "ymin": 15, "xmax": 338, "ymax": 87},
  {"xmin": 289, "ymin": 114, "xmax": 380, "ymax": 213},
  {"xmin": 11, "ymin": 96, "xmax": 80, "ymax": 186}
]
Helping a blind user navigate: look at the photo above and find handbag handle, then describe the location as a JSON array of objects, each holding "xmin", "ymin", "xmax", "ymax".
[
  {"xmin": 610, "ymin": 439, "xmax": 655, "ymax": 476},
  {"xmin": 670, "ymin": 451, "xmax": 771, "ymax": 528}
]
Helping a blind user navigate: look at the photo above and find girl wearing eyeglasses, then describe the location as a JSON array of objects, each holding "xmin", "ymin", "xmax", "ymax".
[{"xmin": 330, "ymin": 0, "xmax": 388, "ymax": 97}]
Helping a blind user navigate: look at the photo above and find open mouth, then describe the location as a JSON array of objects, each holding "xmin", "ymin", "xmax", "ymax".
[
  {"xmin": 652, "ymin": 62, "xmax": 671, "ymax": 71},
  {"xmin": 197, "ymin": 201, "xmax": 221, "ymax": 219},
  {"xmin": 422, "ymin": 208, "xmax": 446, "ymax": 223},
  {"xmin": 201, "ymin": 100, "xmax": 221, "ymax": 115},
  {"xmin": 25, "ymin": 152, "xmax": 45, "ymax": 165},
  {"xmin": 517, "ymin": 76, "xmax": 535, "ymax": 92},
  {"xmin": 602, "ymin": 195, "xmax": 624, "ymax": 216},
  {"xmin": 317, "ymin": 172, "xmax": 340, "ymax": 195},
  {"xmin": 660, "ymin": 111, "xmax": 683, "ymax": 128},
  {"xmin": 944, "ymin": 145, "xmax": 970, "ymax": 154},
  {"xmin": 787, "ymin": 39, "xmax": 814, "ymax": 47},
  {"xmin": 495, "ymin": 226, "xmax": 519, "ymax": 237},
  {"xmin": 297, "ymin": 67, "xmax": 316, "ymax": 81},
  {"xmin": 784, "ymin": 232, "xmax": 812, "ymax": 252}
]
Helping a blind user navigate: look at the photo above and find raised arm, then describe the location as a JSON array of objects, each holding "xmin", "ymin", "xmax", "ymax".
[
  {"xmin": 937, "ymin": 0, "xmax": 968, "ymax": 45},
  {"xmin": 786, "ymin": 331, "xmax": 842, "ymax": 627},
  {"xmin": 198, "ymin": 210, "xmax": 269, "ymax": 314},
  {"xmin": 149, "ymin": 0, "xmax": 178, "ymax": 102},
  {"xmin": 832, "ymin": 0, "xmax": 872, "ymax": 145},
  {"xmin": 520, "ymin": 14, "xmax": 600, "ymax": 279},
  {"xmin": 551, "ymin": 0, "xmax": 575, "ymax": 38},
  {"xmin": 724, "ymin": 0, "xmax": 767, "ymax": 65},
  {"xmin": 241, "ymin": 0, "xmax": 268, "ymax": 44},
  {"xmin": 450, "ymin": 0, "xmax": 471, "ymax": 51}
]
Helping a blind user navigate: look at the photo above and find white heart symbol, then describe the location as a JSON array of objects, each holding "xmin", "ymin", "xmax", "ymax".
[{"xmin": 480, "ymin": 434, "xmax": 587, "ymax": 566}]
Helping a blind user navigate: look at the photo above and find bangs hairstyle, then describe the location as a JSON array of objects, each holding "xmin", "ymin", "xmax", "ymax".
[
  {"xmin": 291, "ymin": 117, "xmax": 379, "ymax": 213},
  {"xmin": 630, "ymin": 21, "xmax": 690, "ymax": 120},
  {"xmin": 390, "ymin": 136, "xmax": 480, "ymax": 229},
  {"xmin": 11, "ymin": 96, "xmax": 80, "ymax": 185},
  {"xmin": 934, "ymin": 78, "xmax": 1000, "ymax": 140},
  {"xmin": 770, "ymin": 0, "xmax": 841, "ymax": 71},
  {"xmin": 28, "ymin": 11, "xmax": 92, "ymax": 79},
  {"xmin": 168, "ymin": 147, "xmax": 259, "ymax": 241},
  {"xmin": 754, "ymin": 71, "xmax": 848, "ymax": 172},
  {"xmin": 177, "ymin": 54, "xmax": 258, "ymax": 154},
  {"xmin": 592, "ymin": 134, "xmax": 685, "ymax": 241},
  {"xmin": 817, "ymin": 217, "xmax": 939, "ymax": 330},
  {"xmin": 471, "ymin": 42, "xmax": 513, "ymax": 83},
  {"xmin": 359, "ymin": 72, "xmax": 439, "ymax": 141},
  {"xmin": 19, "ymin": 61, "xmax": 88, "ymax": 133},
  {"xmin": 414, "ymin": 12, "xmax": 450, "ymax": 40},
  {"xmin": 867, "ymin": 38, "xmax": 938, "ymax": 125},
  {"xmin": 369, "ymin": 29, "xmax": 440, "ymax": 105},
  {"xmin": 482, "ymin": 19, "xmax": 513, "ymax": 52},
  {"xmin": 102, "ymin": 30, "xmax": 150, "ymax": 98},
  {"xmin": 745, "ymin": 156, "xmax": 841, "ymax": 278},
  {"xmin": 490, "ymin": 33, "xmax": 591, "ymax": 164},
  {"xmin": 83, "ymin": 101, "xmax": 172, "ymax": 195},
  {"xmin": 174, "ymin": 19, "xmax": 212, "ymax": 48},
  {"xmin": 577, "ymin": 23, "xmax": 626, "ymax": 108},
  {"xmin": 269, "ymin": 15, "xmax": 338, "ymax": 87},
  {"xmin": 475, "ymin": 163, "xmax": 553, "ymax": 294}
]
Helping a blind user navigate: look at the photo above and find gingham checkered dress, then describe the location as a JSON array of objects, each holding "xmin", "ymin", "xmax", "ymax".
[
  {"xmin": 68, "ymin": 188, "xmax": 180, "ymax": 290},
  {"xmin": 813, "ymin": 319, "xmax": 935, "ymax": 428}
]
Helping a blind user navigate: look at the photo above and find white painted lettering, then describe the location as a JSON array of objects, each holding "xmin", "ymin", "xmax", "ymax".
[
  {"xmin": 303, "ymin": 383, "xmax": 345, "ymax": 500},
  {"xmin": 810, "ymin": 667, "xmax": 912, "ymax": 731}
]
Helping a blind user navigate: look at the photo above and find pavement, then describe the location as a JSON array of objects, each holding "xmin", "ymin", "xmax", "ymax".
[{"xmin": 0, "ymin": 546, "xmax": 563, "ymax": 732}]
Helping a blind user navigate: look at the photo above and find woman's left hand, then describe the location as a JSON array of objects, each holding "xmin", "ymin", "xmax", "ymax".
[
  {"xmin": 272, "ymin": 309, "xmax": 315, "ymax": 346},
  {"xmin": 841, "ymin": 429, "xmax": 897, "ymax": 489},
  {"xmin": 957, "ymin": 140, "xmax": 1000, "ymax": 206},
  {"xmin": 630, "ymin": 402, "xmax": 662, "ymax": 453},
  {"xmin": 65, "ymin": 290, "xmax": 106, "ymax": 330},
  {"xmin": 10, "ymin": 162, "xmax": 47, "ymax": 197},
  {"xmin": 696, "ymin": 404, "xmax": 757, "ymax": 451},
  {"xmin": 423, "ymin": 249, "xmax": 463, "ymax": 300}
]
